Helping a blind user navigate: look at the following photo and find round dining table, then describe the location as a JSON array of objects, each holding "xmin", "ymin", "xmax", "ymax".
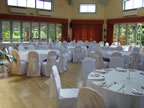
[{"xmin": 87, "ymin": 68, "xmax": 144, "ymax": 108}]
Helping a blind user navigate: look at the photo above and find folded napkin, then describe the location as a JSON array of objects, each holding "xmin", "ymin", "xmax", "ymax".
[
  {"xmin": 95, "ymin": 69, "xmax": 108, "ymax": 74},
  {"xmin": 131, "ymin": 89, "xmax": 144, "ymax": 95},
  {"xmin": 88, "ymin": 73, "xmax": 105, "ymax": 81}
]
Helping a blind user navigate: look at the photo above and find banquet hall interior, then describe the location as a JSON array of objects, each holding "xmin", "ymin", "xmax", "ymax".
[{"xmin": 0, "ymin": 0, "xmax": 144, "ymax": 108}]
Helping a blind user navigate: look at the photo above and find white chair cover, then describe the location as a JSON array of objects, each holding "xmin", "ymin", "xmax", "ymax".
[
  {"xmin": 82, "ymin": 57, "xmax": 96, "ymax": 80},
  {"xmin": 57, "ymin": 54, "xmax": 68, "ymax": 73},
  {"xmin": 132, "ymin": 47, "xmax": 140, "ymax": 53},
  {"xmin": 112, "ymin": 52, "xmax": 122, "ymax": 57},
  {"xmin": 41, "ymin": 55, "xmax": 56, "ymax": 76},
  {"xmin": 8, "ymin": 46, "xmax": 13, "ymax": 54},
  {"xmin": 73, "ymin": 46, "xmax": 83, "ymax": 62},
  {"xmin": 49, "ymin": 66, "xmax": 79, "ymax": 108},
  {"xmin": 128, "ymin": 45, "xmax": 133, "ymax": 52},
  {"xmin": 18, "ymin": 45, "xmax": 25, "ymax": 51},
  {"xmin": 27, "ymin": 45, "xmax": 35, "ymax": 50},
  {"xmin": 109, "ymin": 56, "xmax": 124, "ymax": 68},
  {"xmin": 11, "ymin": 49, "xmax": 27, "ymax": 75},
  {"xmin": 77, "ymin": 87, "xmax": 106, "ymax": 108},
  {"xmin": 27, "ymin": 51, "xmax": 40, "ymax": 76},
  {"xmin": 105, "ymin": 42, "xmax": 109, "ymax": 46},
  {"xmin": 38, "ymin": 44, "xmax": 49, "ymax": 49}
]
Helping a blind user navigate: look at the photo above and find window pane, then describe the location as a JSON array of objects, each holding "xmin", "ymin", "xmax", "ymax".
[
  {"xmin": 27, "ymin": 0, "xmax": 35, "ymax": 8},
  {"xmin": 127, "ymin": 24, "xmax": 135, "ymax": 45},
  {"xmin": 134, "ymin": 0, "xmax": 142, "ymax": 8},
  {"xmin": 48, "ymin": 24, "xmax": 55, "ymax": 42},
  {"xmin": 80, "ymin": 4, "xmax": 96, "ymax": 13},
  {"xmin": 125, "ymin": 0, "xmax": 133, "ymax": 10},
  {"xmin": 40, "ymin": 23, "xmax": 47, "ymax": 42},
  {"xmin": 13, "ymin": 22, "xmax": 21, "ymax": 42},
  {"xmin": 2, "ymin": 21, "xmax": 11, "ymax": 42},
  {"xmin": 23, "ymin": 22, "xmax": 30, "ymax": 42},
  {"xmin": 120, "ymin": 24, "xmax": 126, "ymax": 45},
  {"xmin": 18, "ymin": 0, "xmax": 26, "ymax": 7},
  {"xmin": 87, "ymin": 4, "xmax": 96, "ymax": 12},
  {"xmin": 56, "ymin": 24, "xmax": 62, "ymax": 42},
  {"xmin": 8, "ymin": 0, "xmax": 17, "ymax": 6},
  {"xmin": 32, "ymin": 23, "xmax": 39, "ymax": 42},
  {"xmin": 113, "ymin": 24, "xmax": 119, "ymax": 42},
  {"xmin": 44, "ymin": 2, "xmax": 51, "ymax": 10},
  {"xmin": 80, "ymin": 5, "xmax": 87, "ymax": 12},
  {"xmin": 36, "ymin": 0, "xmax": 43, "ymax": 9}
]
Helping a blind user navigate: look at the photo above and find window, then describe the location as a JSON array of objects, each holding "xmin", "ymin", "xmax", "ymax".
[
  {"xmin": 2, "ymin": 21, "xmax": 11, "ymax": 42},
  {"xmin": 32, "ymin": 23, "xmax": 39, "ymax": 42},
  {"xmin": 23, "ymin": 22, "xmax": 30, "ymax": 42},
  {"xmin": 36, "ymin": 0, "xmax": 51, "ymax": 10},
  {"xmin": 7, "ymin": 0, "xmax": 53, "ymax": 10},
  {"xmin": 0, "ymin": 20, "xmax": 62, "ymax": 43},
  {"xmin": 123, "ymin": 0, "xmax": 144, "ymax": 10},
  {"xmin": 48, "ymin": 24, "xmax": 55, "ymax": 42},
  {"xmin": 40, "ymin": 23, "xmax": 47, "ymax": 42},
  {"xmin": 79, "ymin": 4, "xmax": 96, "ymax": 13},
  {"xmin": 13, "ymin": 22, "xmax": 21, "ymax": 42},
  {"xmin": 113, "ymin": 23, "xmax": 144, "ymax": 45}
]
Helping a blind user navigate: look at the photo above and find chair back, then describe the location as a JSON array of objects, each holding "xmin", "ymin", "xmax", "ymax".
[
  {"xmin": 27, "ymin": 45, "xmax": 35, "ymax": 50},
  {"xmin": 11, "ymin": 49, "xmax": 24, "ymax": 74},
  {"xmin": 109, "ymin": 56, "xmax": 124, "ymax": 68},
  {"xmin": 58, "ymin": 54, "xmax": 67, "ymax": 73},
  {"xmin": 27, "ymin": 51, "xmax": 40, "ymax": 76},
  {"xmin": 18, "ymin": 45, "xmax": 25, "ymax": 51},
  {"xmin": 52, "ymin": 66, "xmax": 62, "ymax": 97},
  {"xmin": 82, "ymin": 57, "xmax": 96, "ymax": 80},
  {"xmin": 112, "ymin": 52, "xmax": 122, "ymax": 57},
  {"xmin": 132, "ymin": 47, "xmax": 140, "ymax": 53},
  {"xmin": 8, "ymin": 46, "xmax": 13, "ymax": 54},
  {"xmin": 77, "ymin": 87, "xmax": 106, "ymax": 108}
]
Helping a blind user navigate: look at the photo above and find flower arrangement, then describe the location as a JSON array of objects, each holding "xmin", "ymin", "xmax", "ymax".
[{"xmin": 0, "ymin": 50, "xmax": 16, "ymax": 68}]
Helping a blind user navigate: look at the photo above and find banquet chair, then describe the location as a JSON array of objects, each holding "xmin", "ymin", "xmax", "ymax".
[
  {"xmin": 77, "ymin": 87, "xmax": 106, "ymax": 108},
  {"xmin": 41, "ymin": 51, "xmax": 57, "ymax": 76},
  {"xmin": 95, "ymin": 51, "xmax": 109, "ymax": 69},
  {"xmin": 109, "ymin": 56, "xmax": 124, "ymax": 68},
  {"xmin": 42, "ymin": 55, "xmax": 56, "ymax": 76},
  {"xmin": 112, "ymin": 52, "xmax": 122, "ymax": 57},
  {"xmin": 8, "ymin": 46, "xmax": 13, "ymax": 54},
  {"xmin": 73, "ymin": 46, "xmax": 83, "ymax": 62},
  {"xmin": 129, "ymin": 52, "xmax": 141, "ymax": 70},
  {"xmin": 82, "ymin": 57, "xmax": 96, "ymax": 80},
  {"xmin": 38, "ymin": 44, "xmax": 49, "ymax": 50},
  {"xmin": 128, "ymin": 45, "xmax": 133, "ymax": 52},
  {"xmin": 27, "ymin": 51, "xmax": 40, "ymax": 76},
  {"xmin": 57, "ymin": 54, "xmax": 68, "ymax": 73},
  {"xmin": 27, "ymin": 44, "xmax": 35, "ymax": 50},
  {"xmin": 49, "ymin": 65, "xmax": 79, "ymax": 108},
  {"xmin": 18, "ymin": 45, "xmax": 25, "ymax": 51},
  {"xmin": 132, "ymin": 47, "xmax": 140, "ymax": 53},
  {"xmin": 11, "ymin": 49, "xmax": 27, "ymax": 75}
]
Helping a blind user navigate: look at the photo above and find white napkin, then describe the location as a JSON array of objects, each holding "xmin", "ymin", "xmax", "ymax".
[
  {"xmin": 88, "ymin": 73, "xmax": 105, "ymax": 81},
  {"xmin": 95, "ymin": 69, "xmax": 108, "ymax": 74}
]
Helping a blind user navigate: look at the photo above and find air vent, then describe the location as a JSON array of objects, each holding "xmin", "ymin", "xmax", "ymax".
[
  {"xmin": 10, "ymin": 8, "xmax": 26, "ymax": 14},
  {"xmin": 38, "ymin": 10, "xmax": 52, "ymax": 16},
  {"xmin": 123, "ymin": 10, "xmax": 138, "ymax": 17}
]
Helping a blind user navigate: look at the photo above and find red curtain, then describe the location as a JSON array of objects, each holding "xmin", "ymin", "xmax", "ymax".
[
  {"xmin": 72, "ymin": 23, "xmax": 103, "ymax": 42},
  {"xmin": 62, "ymin": 23, "xmax": 68, "ymax": 41},
  {"xmin": 106, "ymin": 24, "xmax": 114, "ymax": 45},
  {"xmin": 72, "ymin": 19, "xmax": 104, "ymax": 42}
]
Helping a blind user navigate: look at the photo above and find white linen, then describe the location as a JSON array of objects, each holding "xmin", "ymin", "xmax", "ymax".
[{"xmin": 19, "ymin": 49, "xmax": 59, "ymax": 62}]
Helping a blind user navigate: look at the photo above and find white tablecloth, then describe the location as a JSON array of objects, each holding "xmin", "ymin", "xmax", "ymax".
[
  {"xmin": 87, "ymin": 68, "xmax": 144, "ymax": 108},
  {"xmin": 19, "ymin": 49, "xmax": 59, "ymax": 62}
]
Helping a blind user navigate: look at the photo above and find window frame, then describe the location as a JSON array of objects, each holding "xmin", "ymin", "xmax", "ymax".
[
  {"xmin": 79, "ymin": 3, "xmax": 97, "ymax": 14},
  {"xmin": 6, "ymin": 0, "xmax": 53, "ymax": 11},
  {"xmin": 123, "ymin": 0, "xmax": 144, "ymax": 11}
]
